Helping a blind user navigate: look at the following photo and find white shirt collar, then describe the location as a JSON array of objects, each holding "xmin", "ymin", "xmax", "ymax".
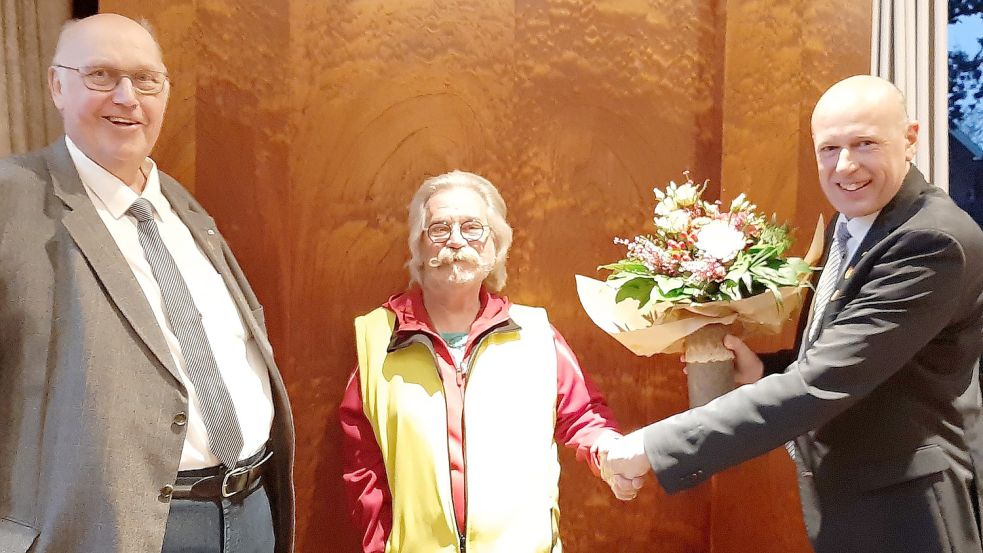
[
  {"xmin": 835, "ymin": 211, "xmax": 879, "ymax": 261},
  {"xmin": 65, "ymin": 135, "xmax": 169, "ymax": 222}
]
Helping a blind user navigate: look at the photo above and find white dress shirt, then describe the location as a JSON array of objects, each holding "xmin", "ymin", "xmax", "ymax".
[
  {"xmin": 835, "ymin": 211, "xmax": 879, "ymax": 264},
  {"xmin": 67, "ymin": 136, "xmax": 274, "ymax": 470}
]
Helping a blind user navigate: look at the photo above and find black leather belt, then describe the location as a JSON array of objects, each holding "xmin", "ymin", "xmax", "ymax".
[{"xmin": 172, "ymin": 447, "xmax": 273, "ymax": 500}]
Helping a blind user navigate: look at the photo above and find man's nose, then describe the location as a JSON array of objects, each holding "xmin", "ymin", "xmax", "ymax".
[
  {"xmin": 112, "ymin": 77, "xmax": 140, "ymax": 107},
  {"xmin": 835, "ymin": 148, "xmax": 856, "ymax": 173},
  {"xmin": 444, "ymin": 227, "xmax": 468, "ymax": 248}
]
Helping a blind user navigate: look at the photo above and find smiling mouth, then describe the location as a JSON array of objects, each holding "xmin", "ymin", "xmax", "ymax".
[
  {"xmin": 838, "ymin": 180, "xmax": 870, "ymax": 192},
  {"xmin": 103, "ymin": 116, "xmax": 141, "ymax": 127}
]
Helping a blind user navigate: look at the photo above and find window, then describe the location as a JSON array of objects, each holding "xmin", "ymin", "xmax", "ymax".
[{"xmin": 949, "ymin": 1, "xmax": 983, "ymax": 227}]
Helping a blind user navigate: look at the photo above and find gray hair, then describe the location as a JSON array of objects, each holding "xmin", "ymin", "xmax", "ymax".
[{"xmin": 407, "ymin": 170, "xmax": 513, "ymax": 292}]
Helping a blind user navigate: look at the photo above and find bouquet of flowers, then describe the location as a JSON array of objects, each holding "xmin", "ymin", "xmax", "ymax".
[
  {"xmin": 576, "ymin": 174, "xmax": 823, "ymax": 405},
  {"xmin": 603, "ymin": 174, "xmax": 812, "ymax": 308}
]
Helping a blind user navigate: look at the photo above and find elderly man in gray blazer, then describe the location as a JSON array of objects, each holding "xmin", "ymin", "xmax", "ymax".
[
  {"xmin": 601, "ymin": 75, "xmax": 983, "ymax": 553},
  {"xmin": 0, "ymin": 13, "xmax": 294, "ymax": 553}
]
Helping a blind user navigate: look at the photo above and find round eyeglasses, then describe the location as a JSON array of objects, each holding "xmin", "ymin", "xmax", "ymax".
[
  {"xmin": 426, "ymin": 220, "xmax": 488, "ymax": 243},
  {"xmin": 53, "ymin": 65, "xmax": 169, "ymax": 95}
]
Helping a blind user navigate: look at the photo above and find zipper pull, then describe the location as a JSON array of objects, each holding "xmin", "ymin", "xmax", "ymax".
[{"xmin": 455, "ymin": 362, "xmax": 465, "ymax": 387}]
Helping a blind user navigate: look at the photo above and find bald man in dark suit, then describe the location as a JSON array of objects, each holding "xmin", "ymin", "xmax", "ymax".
[{"xmin": 601, "ymin": 75, "xmax": 983, "ymax": 553}]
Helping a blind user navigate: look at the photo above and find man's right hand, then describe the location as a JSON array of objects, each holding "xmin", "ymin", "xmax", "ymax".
[{"xmin": 723, "ymin": 334, "xmax": 764, "ymax": 384}]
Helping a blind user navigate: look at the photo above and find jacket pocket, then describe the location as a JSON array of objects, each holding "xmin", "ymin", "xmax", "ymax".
[
  {"xmin": 0, "ymin": 517, "xmax": 39, "ymax": 553},
  {"xmin": 854, "ymin": 444, "xmax": 950, "ymax": 492}
]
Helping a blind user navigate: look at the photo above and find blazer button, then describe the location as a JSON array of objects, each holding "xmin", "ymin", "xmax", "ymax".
[
  {"xmin": 159, "ymin": 484, "xmax": 174, "ymax": 502},
  {"xmin": 173, "ymin": 412, "xmax": 188, "ymax": 426},
  {"xmin": 683, "ymin": 470, "xmax": 703, "ymax": 484}
]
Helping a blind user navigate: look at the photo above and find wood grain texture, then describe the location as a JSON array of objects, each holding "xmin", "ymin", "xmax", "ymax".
[
  {"xmin": 101, "ymin": 1, "xmax": 871, "ymax": 550},
  {"xmin": 100, "ymin": 0, "xmax": 197, "ymax": 189},
  {"xmin": 712, "ymin": 2, "xmax": 873, "ymax": 553}
]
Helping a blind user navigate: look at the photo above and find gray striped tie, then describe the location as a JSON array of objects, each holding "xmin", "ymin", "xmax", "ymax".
[
  {"xmin": 128, "ymin": 198, "xmax": 244, "ymax": 467},
  {"xmin": 808, "ymin": 221, "xmax": 852, "ymax": 341}
]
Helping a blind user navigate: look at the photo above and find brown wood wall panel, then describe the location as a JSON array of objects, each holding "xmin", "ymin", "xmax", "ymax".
[
  {"xmin": 712, "ymin": 2, "xmax": 872, "ymax": 552},
  {"xmin": 100, "ymin": 0, "xmax": 198, "ymax": 189},
  {"xmin": 102, "ymin": 1, "xmax": 870, "ymax": 550}
]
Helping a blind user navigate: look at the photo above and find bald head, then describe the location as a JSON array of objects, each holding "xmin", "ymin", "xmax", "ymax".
[
  {"xmin": 812, "ymin": 75, "xmax": 909, "ymax": 134},
  {"xmin": 48, "ymin": 12, "xmax": 170, "ymax": 189},
  {"xmin": 53, "ymin": 14, "xmax": 164, "ymax": 68},
  {"xmin": 810, "ymin": 75, "xmax": 919, "ymax": 218}
]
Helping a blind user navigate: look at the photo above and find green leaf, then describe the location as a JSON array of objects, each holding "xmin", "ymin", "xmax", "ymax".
[
  {"xmin": 599, "ymin": 260, "xmax": 651, "ymax": 275},
  {"xmin": 654, "ymin": 275, "xmax": 685, "ymax": 293},
  {"xmin": 614, "ymin": 277, "xmax": 658, "ymax": 305},
  {"xmin": 719, "ymin": 279, "xmax": 742, "ymax": 301}
]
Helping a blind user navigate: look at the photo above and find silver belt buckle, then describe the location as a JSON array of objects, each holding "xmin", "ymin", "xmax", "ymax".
[
  {"xmin": 221, "ymin": 450, "xmax": 273, "ymax": 498},
  {"xmin": 221, "ymin": 465, "xmax": 251, "ymax": 498}
]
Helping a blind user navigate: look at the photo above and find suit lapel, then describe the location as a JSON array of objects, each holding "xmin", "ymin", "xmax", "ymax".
[
  {"xmin": 45, "ymin": 138, "xmax": 183, "ymax": 383},
  {"xmin": 810, "ymin": 167, "xmax": 930, "ymax": 341},
  {"xmin": 160, "ymin": 178, "xmax": 275, "ymax": 364},
  {"xmin": 158, "ymin": 177, "xmax": 227, "ymax": 274},
  {"xmin": 798, "ymin": 224, "xmax": 835, "ymax": 358}
]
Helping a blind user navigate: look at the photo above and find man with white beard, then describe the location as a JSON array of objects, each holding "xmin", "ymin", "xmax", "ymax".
[{"xmin": 339, "ymin": 170, "xmax": 636, "ymax": 553}]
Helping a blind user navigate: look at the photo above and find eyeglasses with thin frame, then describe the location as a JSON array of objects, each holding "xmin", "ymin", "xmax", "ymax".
[
  {"xmin": 426, "ymin": 220, "xmax": 488, "ymax": 243},
  {"xmin": 53, "ymin": 65, "xmax": 169, "ymax": 95}
]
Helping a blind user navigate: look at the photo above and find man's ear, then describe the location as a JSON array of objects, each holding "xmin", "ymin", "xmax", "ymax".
[
  {"xmin": 48, "ymin": 66, "xmax": 65, "ymax": 110},
  {"xmin": 903, "ymin": 121, "xmax": 919, "ymax": 162}
]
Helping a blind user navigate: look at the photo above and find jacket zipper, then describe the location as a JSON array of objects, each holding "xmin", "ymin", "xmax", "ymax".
[
  {"xmin": 395, "ymin": 320, "xmax": 519, "ymax": 553},
  {"xmin": 456, "ymin": 355, "xmax": 468, "ymax": 553},
  {"xmin": 454, "ymin": 321, "xmax": 514, "ymax": 552}
]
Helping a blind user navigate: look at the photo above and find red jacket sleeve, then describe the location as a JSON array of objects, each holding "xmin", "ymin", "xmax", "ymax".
[
  {"xmin": 339, "ymin": 366, "xmax": 392, "ymax": 553},
  {"xmin": 551, "ymin": 326, "xmax": 622, "ymax": 475}
]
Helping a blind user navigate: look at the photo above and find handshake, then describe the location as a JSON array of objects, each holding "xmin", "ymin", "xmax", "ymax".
[{"xmin": 592, "ymin": 429, "xmax": 652, "ymax": 501}]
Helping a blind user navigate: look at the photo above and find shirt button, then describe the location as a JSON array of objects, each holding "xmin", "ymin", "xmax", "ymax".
[
  {"xmin": 173, "ymin": 412, "xmax": 188, "ymax": 426},
  {"xmin": 159, "ymin": 484, "xmax": 174, "ymax": 502}
]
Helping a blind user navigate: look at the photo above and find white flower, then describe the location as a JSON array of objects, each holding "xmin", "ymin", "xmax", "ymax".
[
  {"xmin": 666, "ymin": 209, "xmax": 691, "ymax": 232},
  {"xmin": 654, "ymin": 209, "xmax": 691, "ymax": 233},
  {"xmin": 654, "ymin": 197, "xmax": 677, "ymax": 215},
  {"xmin": 694, "ymin": 220, "xmax": 746, "ymax": 262},
  {"xmin": 673, "ymin": 183, "xmax": 700, "ymax": 207},
  {"xmin": 729, "ymin": 193, "xmax": 755, "ymax": 213}
]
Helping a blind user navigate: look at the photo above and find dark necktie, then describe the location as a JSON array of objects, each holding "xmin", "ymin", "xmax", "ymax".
[
  {"xmin": 808, "ymin": 220, "xmax": 853, "ymax": 341},
  {"xmin": 128, "ymin": 198, "xmax": 244, "ymax": 467},
  {"xmin": 788, "ymin": 221, "xmax": 852, "ymax": 462}
]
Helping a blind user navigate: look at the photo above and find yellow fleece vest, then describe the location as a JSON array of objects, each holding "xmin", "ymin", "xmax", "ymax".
[{"xmin": 355, "ymin": 304, "xmax": 562, "ymax": 553}]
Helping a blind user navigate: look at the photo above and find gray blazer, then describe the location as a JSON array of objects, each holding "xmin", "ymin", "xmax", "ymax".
[
  {"xmin": 0, "ymin": 139, "xmax": 295, "ymax": 553},
  {"xmin": 643, "ymin": 168, "xmax": 983, "ymax": 553}
]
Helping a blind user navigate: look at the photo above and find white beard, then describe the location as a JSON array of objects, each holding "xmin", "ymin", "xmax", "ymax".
[{"xmin": 427, "ymin": 246, "xmax": 492, "ymax": 285}]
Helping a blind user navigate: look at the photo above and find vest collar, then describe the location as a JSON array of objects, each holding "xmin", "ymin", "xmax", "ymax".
[{"xmin": 384, "ymin": 286, "xmax": 520, "ymax": 354}]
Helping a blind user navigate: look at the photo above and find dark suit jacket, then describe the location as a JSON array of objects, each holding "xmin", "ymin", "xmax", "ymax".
[
  {"xmin": 0, "ymin": 139, "xmax": 295, "ymax": 553},
  {"xmin": 643, "ymin": 167, "xmax": 983, "ymax": 553}
]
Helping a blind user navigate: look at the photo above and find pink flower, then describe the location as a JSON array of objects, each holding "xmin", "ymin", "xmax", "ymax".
[{"xmin": 681, "ymin": 258, "xmax": 727, "ymax": 283}]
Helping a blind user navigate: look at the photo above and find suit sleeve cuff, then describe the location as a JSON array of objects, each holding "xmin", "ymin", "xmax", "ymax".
[{"xmin": 642, "ymin": 418, "xmax": 712, "ymax": 494}]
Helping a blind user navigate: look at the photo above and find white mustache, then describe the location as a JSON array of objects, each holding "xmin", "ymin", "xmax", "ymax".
[{"xmin": 428, "ymin": 247, "xmax": 483, "ymax": 268}]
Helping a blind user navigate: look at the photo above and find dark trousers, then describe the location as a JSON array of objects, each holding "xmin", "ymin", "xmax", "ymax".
[{"xmin": 161, "ymin": 466, "xmax": 275, "ymax": 553}]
